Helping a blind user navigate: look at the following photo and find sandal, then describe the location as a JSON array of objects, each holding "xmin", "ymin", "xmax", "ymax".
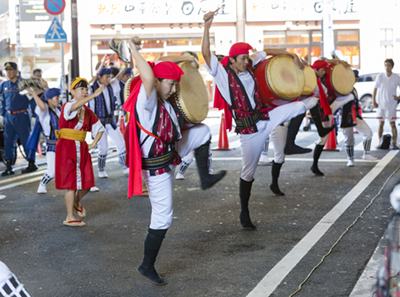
[
  {"xmin": 63, "ymin": 219, "xmax": 86, "ymax": 227},
  {"xmin": 74, "ymin": 204, "xmax": 86, "ymax": 217}
]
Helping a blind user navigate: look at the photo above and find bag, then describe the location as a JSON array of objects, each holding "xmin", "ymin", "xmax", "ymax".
[{"xmin": 380, "ymin": 134, "xmax": 391, "ymax": 149}]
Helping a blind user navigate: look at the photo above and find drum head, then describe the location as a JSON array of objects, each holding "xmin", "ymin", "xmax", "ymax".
[
  {"xmin": 176, "ymin": 62, "xmax": 208, "ymax": 124},
  {"xmin": 302, "ymin": 65, "xmax": 317, "ymax": 96},
  {"xmin": 266, "ymin": 55, "xmax": 305, "ymax": 100},
  {"xmin": 124, "ymin": 75, "xmax": 141, "ymax": 102},
  {"xmin": 330, "ymin": 64, "xmax": 355, "ymax": 96}
]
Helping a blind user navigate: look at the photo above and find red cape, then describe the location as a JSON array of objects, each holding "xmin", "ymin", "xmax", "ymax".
[{"xmin": 123, "ymin": 80, "xmax": 143, "ymax": 198}]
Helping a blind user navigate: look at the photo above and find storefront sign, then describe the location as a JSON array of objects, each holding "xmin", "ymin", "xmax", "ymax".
[
  {"xmin": 246, "ymin": 0, "xmax": 360, "ymax": 21},
  {"xmin": 20, "ymin": 0, "xmax": 51, "ymax": 21},
  {"xmin": 89, "ymin": 0, "xmax": 235, "ymax": 24}
]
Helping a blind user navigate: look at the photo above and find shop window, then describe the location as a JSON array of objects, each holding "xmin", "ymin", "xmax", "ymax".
[
  {"xmin": 312, "ymin": 32, "xmax": 322, "ymax": 42},
  {"xmin": 336, "ymin": 46, "xmax": 359, "ymax": 65},
  {"xmin": 142, "ymin": 39, "xmax": 164, "ymax": 49},
  {"xmin": 166, "ymin": 39, "xmax": 189, "ymax": 46},
  {"xmin": 287, "ymin": 31, "xmax": 309, "ymax": 44},
  {"xmin": 336, "ymin": 30, "xmax": 359, "ymax": 42},
  {"xmin": 263, "ymin": 31, "xmax": 285, "ymax": 45},
  {"xmin": 191, "ymin": 38, "xmax": 202, "ymax": 45}
]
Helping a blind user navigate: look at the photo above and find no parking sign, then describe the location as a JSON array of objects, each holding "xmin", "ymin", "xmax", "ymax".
[{"xmin": 44, "ymin": 0, "xmax": 66, "ymax": 15}]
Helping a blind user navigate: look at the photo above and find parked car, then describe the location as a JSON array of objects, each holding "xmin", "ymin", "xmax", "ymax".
[
  {"xmin": 354, "ymin": 73, "xmax": 379, "ymax": 112},
  {"xmin": 354, "ymin": 72, "xmax": 400, "ymax": 112}
]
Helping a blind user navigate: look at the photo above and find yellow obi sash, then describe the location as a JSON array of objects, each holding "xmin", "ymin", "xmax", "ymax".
[{"xmin": 55, "ymin": 128, "xmax": 87, "ymax": 142}]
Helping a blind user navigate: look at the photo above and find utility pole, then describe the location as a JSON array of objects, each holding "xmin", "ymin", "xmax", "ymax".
[
  {"xmin": 71, "ymin": 0, "xmax": 79, "ymax": 77},
  {"xmin": 321, "ymin": 0, "xmax": 335, "ymax": 59},
  {"xmin": 15, "ymin": 4, "xmax": 22, "ymax": 69}
]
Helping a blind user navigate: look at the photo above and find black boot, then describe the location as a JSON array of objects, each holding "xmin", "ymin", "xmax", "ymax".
[
  {"xmin": 239, "ymin": 178, "xmax": 256, "ymax": 230},
  {"xmin": 310, "ymin": 145, "xmax": 324, "ymax": 176},
  {"xmin": 284, "ymin": 113, "xmax": 312, "ymax": 155},
  {"xmin": 194, "ymin": 141, "xmax": 226, "ymax": 190},
  {"xmin": 22, "ymin": 159, "xmax": 38, "ymax": 174},
  {"xmin": 1, "ymin": 160, "xmax": 15, "ymax": 176},
  {"xmin": 138, "ymin": 227, "xmax": 168, "ymax": 285},
  {"xmin": 270, "ymin": 161, "xmax": 285, "ymax": 196},
  {"xmin": 310, "ymin": 105, "xmax": 336, "ymax": 137}
]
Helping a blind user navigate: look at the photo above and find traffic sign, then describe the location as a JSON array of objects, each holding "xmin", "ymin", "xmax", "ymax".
[
  {"xmin": 44, "ymin": 0, "xmax": 66, "ymax": 15},
  {"xmin": 45, "ymin": 17, "xmax": 67, "ymax": 43}
]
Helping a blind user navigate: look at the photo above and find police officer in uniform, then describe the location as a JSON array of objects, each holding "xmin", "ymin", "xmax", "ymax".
[{"xmin": 0, "ymin": 62, "xmax": 38, "ymax": 176}]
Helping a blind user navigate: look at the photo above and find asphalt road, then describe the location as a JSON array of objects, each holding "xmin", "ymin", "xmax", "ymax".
[{"xmin": 0, "ymin": 112, "xmax": 399, "ymax": 297}]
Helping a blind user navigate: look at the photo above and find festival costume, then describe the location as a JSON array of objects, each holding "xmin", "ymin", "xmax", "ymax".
[
  {"xmin": 0, "ymin": 64, "xmax": 37, "ymax": 175},
  {"xmin": 209, "ymin": 43, "xmax": 318, "ymax": 228},
  {"xmin": 88, "ymin": 69, "xmax": 127, "ymax": 176},
  {"xmin": 310, "ymin": 60, "xmax": 355, "ymax": 175},
  {"xmin": 55, "ymin": 100, "xmax": 104, "ymax": 190},
  {"xmin": 124, "ymin": 61, "xmax": 225, "ymax": 285},
  {"xmin": 33, "ymin": 88, "xmax": 62, "ymax": 193}
]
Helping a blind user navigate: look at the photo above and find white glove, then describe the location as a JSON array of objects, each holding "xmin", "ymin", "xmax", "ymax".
[{"xmin": 0, "ymin": 116, "xmax": 4, "ymax": 128}]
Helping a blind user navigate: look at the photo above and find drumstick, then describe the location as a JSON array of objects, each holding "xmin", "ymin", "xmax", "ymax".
[{"xmin": 203, "ymin": 5, "xmax": 225, "ymax": 21}]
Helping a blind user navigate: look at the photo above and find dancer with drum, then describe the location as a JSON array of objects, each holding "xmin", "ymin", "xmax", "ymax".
[
  {"xmin": 202, "ymin": 13, "xmax": 319, "ymax": 229},
  {"xmin": 340, "ymin": 70, "xmax": 377, "ymax": 166},
  {"xmin": 55, "ymin": 78, "xmax": 105, "ymax": 227},
  {"xmin": 88, "ymin": 67, "xmax": 128, "ymax": 178},
  {"xmin": 124, "ymin": 37, "xmax": 226, "ymax": 285},
  {"xmin": 310, "ymin": 59, "xmax": 356, "ymax": 175}
]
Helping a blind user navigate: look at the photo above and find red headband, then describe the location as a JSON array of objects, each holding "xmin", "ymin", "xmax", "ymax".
[
  {"xmin": 151, "ymin": 61, "xmax": 184, "ymax": 82},
  {"xmin": 311, "ymin": 60, "xmax": 329, "ymax": 69},
  {"xmin": 221, "ymin": 42, "xmax": 253, "ymax": 66}
]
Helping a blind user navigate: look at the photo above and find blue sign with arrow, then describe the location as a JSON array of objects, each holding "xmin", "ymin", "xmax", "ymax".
[{"xmin": 45, "ymin": 17, "xmax": 67, "ymax": 43}]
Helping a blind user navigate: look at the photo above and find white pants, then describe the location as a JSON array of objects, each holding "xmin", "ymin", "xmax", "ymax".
[
  {"xmin": 377, "ymin": 105, "xmax": 397, "ymax": 122},
  {"xmin": 98, "ymin": 123, "xmax": 126, "ymax": 157},
  {"xmin": 44, "ymin": 151, "xmax": 55, "ymax": 179},
  {"xmin": 240, "ymin": 97, "xmax": 318, "ymax": 181},
  {"xmin": 316, "ymin": 94, "xmax": 354, "ymax": 146},
  {"xmin": 143, "ymin": 124, "xmax": 211, "ymax": 230},
  {"xmin": 342, "ymin": 118, "xmax": 373, "ymax": 146},
  {"xmin": 270, "ymin": 123, "xmax": 288, "ymax": 164}
]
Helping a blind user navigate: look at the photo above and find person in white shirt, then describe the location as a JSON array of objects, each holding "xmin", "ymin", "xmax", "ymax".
[
  {"xmin": 88, "ymin": 67, "xmax": 128, "ymax": 177},
  {"xmin": 373, "ymin": 59, "xmax": 400, "ymax": 149}
]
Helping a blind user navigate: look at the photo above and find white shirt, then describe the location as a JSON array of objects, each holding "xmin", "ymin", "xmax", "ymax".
[
  {"xmin": 374, "ymin": 72, "xmax": 400, "ymax": 109},
  {"xmin": 205, "ymin": 51, "xmax": 267, "ymax": 116},
  {"xmin": 136, "ymin": 84, "xmax": 182, "ymax": 158},
  {"xmin": 88, "ymin": 79, "xmax": 121, "ymax": 115},
  {"xmin": 35, "ymin": 104, "xmax": 61, "ymax": 139}
]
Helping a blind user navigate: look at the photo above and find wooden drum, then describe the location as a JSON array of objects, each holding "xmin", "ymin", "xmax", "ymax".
[
  {"xmin": 302, "ymin": 64, "xmax": 317, "ymax": 96},
  {"xmin": 254, "ymin": 55, "xmax": 305, "ymax": 107},
  {"xmin": 322, "ymin": 63, "xmax": 355, "ymax": 98},
  {"xmin": 124, "ymin": 62, "xmax": 208, "ymax": 124},
  {"xmin": 175, "ymin": 62, "xmax": 208, "ymax": 124}
]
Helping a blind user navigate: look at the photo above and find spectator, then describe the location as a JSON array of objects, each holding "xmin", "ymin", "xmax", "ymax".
[
  {"xmin": 0, "ymin": 62, "xmax": 38, "ymax": 175},
  {"xmin": 373, "ymin": 59, "xmax": 400, "ymax": 149},
  {"xmin": 32, "ymin": 68, "xmax": 49, "ymax": 90}
]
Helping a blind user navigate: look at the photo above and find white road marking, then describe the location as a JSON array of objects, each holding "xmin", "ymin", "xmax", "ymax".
[{"xmin": 246, "ymin": 150, "xmax": 398, "ymax": 297}]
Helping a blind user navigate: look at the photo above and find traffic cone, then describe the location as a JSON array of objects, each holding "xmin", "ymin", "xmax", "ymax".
[
  {"xmin": 213, "ymin": 113, "xmax": 230, "ymax": 151},
  {"xmin": 119, "ymin": 113, "xmax": 126, "ymax": 136},
  {"xmin": 324, "ymin": 118, "xmax": 339, "ymax": 151}
]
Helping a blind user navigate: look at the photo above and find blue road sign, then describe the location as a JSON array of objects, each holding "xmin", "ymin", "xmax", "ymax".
[
  {"xmin": 45, "ymin": 17, "xmax": 67, "ymax": 43},
  {"xmin": 44, "ymin": 0, "xmax": 66, "ymax": 15}
]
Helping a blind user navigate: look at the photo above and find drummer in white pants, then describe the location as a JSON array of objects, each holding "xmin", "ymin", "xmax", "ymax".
[
  {"xmin": 203, "ymin": 12, "xmax": 318, "ymax": 229},
  {"xmin": 125, "ymin": 38, "xmax": 226, "ymax": 286},
  {"xmin": 310, "ymin": 59, "xmax": 355, "ymax": 175},
  {"xmin": 268, "ymin": 124, "xmax": 288, "ymax": 195}
]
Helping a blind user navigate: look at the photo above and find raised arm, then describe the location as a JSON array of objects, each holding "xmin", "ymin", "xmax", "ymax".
[
  {"xmin": 326, "ymin": 58, "xmax": 351, "ymax": 69},
  {"xmin": 26, "ymin": 87, "xmax": 46, "ymax": 112},
  {"xmin": 128, "ymin": 36, "xmax": 154, "ymax": 98},
  {"xmin": 201, "ymin": 12, "xmax": 214, "ymax": 70},
  {"xmin": 263, "ymin": 49, "xmax": 304, "ymax": 70},
  {"xmin": 111, "ymin": 62, "xmax": 128, "ymax": 83},
  {"xmin": 70, "ymin": 85, "xmax": 105, "ymax": 112}
]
